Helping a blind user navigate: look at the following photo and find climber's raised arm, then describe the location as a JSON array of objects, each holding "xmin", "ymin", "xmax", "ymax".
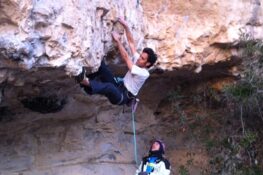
[
  {"xmin": 112, "ymin": 31, "xmax": 133, "ymax": 71},
  {"xmin": 74, "ymin": 17, "xmax": 157, "ymax": 107},
  {"xmin": 117, "ymin": 18, "xmax": 136, "ymax": 55}
]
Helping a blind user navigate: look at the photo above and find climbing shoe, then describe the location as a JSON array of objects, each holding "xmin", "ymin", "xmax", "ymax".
[{"xmin": 75, "ymin": 67, "xmax": 86, "ymax": 83}]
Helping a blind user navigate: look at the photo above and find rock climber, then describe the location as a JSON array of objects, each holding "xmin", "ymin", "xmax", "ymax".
[
  {"xmin": 75, "ymin": 18, "xmax": 157, "ymax": 105},
  {"xmin": 136, "ymin": 139, "xmax": 171, "ymax": 175}
]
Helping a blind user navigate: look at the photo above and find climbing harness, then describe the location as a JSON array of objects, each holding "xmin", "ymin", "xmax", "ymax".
[{"xmin": 131, "ymin": 98, "xmax": 140, "ymax": 165}]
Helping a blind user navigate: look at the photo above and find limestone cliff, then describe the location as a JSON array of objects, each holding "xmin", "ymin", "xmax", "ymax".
[
  {"xmin": 1, "ymin": 0, "xmax": 262, "ymax": 79},
  {"xmin": 0, "ymin": 1, "xmax": 263, "ymax": 175},
  {"xmin": 143, "ymin": 0, "xmax": 263, "ymax": 71},
  {"xmin": 0, "ymin": 0, "xmax": 144, "ymax": 78}
]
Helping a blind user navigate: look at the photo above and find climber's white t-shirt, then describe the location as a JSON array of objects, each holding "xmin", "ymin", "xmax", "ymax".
[{"xmin": 123, "ymin": 52, "xmax": 150, "ymax": 96}]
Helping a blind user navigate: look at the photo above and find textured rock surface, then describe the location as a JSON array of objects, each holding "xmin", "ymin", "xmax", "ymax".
[
  {"xmin": 0, "ymin": 0, "xmax": 263, "ymax": 175},
  {"xmin": 0, "ymin": 64, "xmax": 238, "ymax": 175},
  {"xmin": 0, "ymin": 0, "xmax": 144, "ymax": 76},
  {"xmin": 0, "ymin": 95, "xmax": 139, "ymax": 175},
  {"xmin": 142, "ymin": 0, "xmax": 263, "ymax": 71},
  {"xmin": 1, "ymin": 0, "xmax": 262, "ymax": 77},
  {"xmin": 0, "ymin": 75, "xmax": 217, "ymax": 175}
]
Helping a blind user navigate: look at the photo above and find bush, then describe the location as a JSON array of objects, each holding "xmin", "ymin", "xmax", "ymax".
[
  {"xmin": 221, "ymin": 34, "xmax": 263, "ymax": 174},
  {"xmin": 223, "ymin": 35, "xmax": 263, "ymax": 119}
]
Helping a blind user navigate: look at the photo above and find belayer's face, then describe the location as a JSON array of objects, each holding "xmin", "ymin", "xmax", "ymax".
[
  {"xmin": 151, "ymin": 141, "xmax": 161, "ymax": 151},
  {"xmin": 136, "ymin": 52, "xmax": 150, "ymax": 68}
]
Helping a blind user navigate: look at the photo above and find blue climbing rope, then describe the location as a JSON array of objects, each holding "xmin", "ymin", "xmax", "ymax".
[{"xmin": 131, "ymin": 98, "xmax": 139, "ymax": 165}]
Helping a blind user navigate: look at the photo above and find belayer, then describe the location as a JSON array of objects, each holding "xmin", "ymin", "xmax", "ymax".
[
  {"xmin": 75, "ymin": 18, "xmax": 157, "ymax": 105},
  {"xmin": 136, "ymin": 139, "xmax": 171, "ymax": 175}
]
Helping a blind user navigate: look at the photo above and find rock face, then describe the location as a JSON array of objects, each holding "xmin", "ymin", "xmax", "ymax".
[
  {"xmin": 0, "ymin": 0, "xmax": 263, "ymax": 175},
  {"xmin": 0, "ymin": 94, "xmax": 143, "ymax": 175},
  {"xmin": 2, "ymin": 0, "xmax": 262, "ymax": 89},
  {"xmin": 142, "ymin": 0, "xmax": 263, "ymax": 71},
  {"xmin": 0, "ymin": 0, "xmax": 144, "ymax": 76},
  {"xmin": 0, "ymin": 72, "xmax": 203, "ymax": 175},
  {"xmin": 1, "ymin": 0, "xmax": 262, "ymax": 77}
]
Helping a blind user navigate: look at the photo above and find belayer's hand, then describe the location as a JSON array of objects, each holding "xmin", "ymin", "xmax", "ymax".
[{"xmin": 111, "ymin": 31, "xmax": 120, "ymax": 42}]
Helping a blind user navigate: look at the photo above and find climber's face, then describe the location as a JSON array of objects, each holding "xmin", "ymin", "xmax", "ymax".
[
  {"xmin": 151, "ymin": 141, "xmax": 161, "ymax": 151},
  {"xmin": 136, "ymin": 52, "xmax": 151, "ymax": 68}
]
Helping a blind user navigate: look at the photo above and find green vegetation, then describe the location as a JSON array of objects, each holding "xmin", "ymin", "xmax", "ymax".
[
  {"xmin": 204, "ymin": 139, "xmax": 217, "ymax": 151},
  {"xmin": 220, "ymin": 34, "xmax": 263, "ymax": 174},
  {"xmin": 179, "ymin": 165, "xmax": 190, "ymax": 175},
  {"xmin": 235, "ymin": 166, "xmax": 262, "ymax": 175},
  {"xmin": 168, "ymin": 88, "xmax": 262, "ymax": 174},
  {"xmin": 167, "ymin": 34, "xmax": 263, "ymax": 174},
  {"xmin": 240, "ymin": 131, "xmax": 257, "ymax": 149},
  {"xmin": 223, "ymin": 34, "xmax": 263, "ymax": 119}
]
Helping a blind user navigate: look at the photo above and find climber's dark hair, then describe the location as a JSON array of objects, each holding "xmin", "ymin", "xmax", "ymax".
[{"xmin": 143, "ymin": 47, "xmax": 157, "ymax": 68}]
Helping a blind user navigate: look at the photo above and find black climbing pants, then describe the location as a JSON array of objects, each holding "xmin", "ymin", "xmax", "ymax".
[{"xmin": 82, "ymin": 60, "xmax": 134, "ymax": 105}]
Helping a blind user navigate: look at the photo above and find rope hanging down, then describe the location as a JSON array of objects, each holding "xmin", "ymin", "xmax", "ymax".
[{"xmin": 131, "ymin": 98, "xmax": 139, "ymax": 165}]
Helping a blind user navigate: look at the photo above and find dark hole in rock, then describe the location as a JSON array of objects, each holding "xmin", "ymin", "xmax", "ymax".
[
  {"xmin": 0, "ymin": 106, "xmax": 14, "ymax": 122},
  {"xmin": 154, "ymin": 111, "xmax": 161, "ymax": 115},
  {"xmin": 20, "ymin": 95, "xmax": 67, "ymax": 114}
]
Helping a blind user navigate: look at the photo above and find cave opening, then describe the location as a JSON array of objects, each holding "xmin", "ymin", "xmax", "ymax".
[{"xmin": 20, "ymin": 95, "xmax": 67, "ymax": 114}]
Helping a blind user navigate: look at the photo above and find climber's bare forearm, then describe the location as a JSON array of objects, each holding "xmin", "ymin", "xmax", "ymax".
[
  {"xmin": 116, "ymin": 40, "xmax": 133, "ymax": 70},
  {"xmin": 118, "ymin": 18, "xmax": 136, "ymax": 54},
  {"xmin": 123, "ymin": 26, "xmax": 136, "ymax": 54}
]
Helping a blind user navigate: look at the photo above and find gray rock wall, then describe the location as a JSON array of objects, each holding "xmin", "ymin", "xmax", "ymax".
[
  {"xmin": 0, "ymin": 0, "xmax": 144, "ymax": 76},
  {"xmin": 0, "ymin": 1, "xmax": 263, "ymax": 174}
]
